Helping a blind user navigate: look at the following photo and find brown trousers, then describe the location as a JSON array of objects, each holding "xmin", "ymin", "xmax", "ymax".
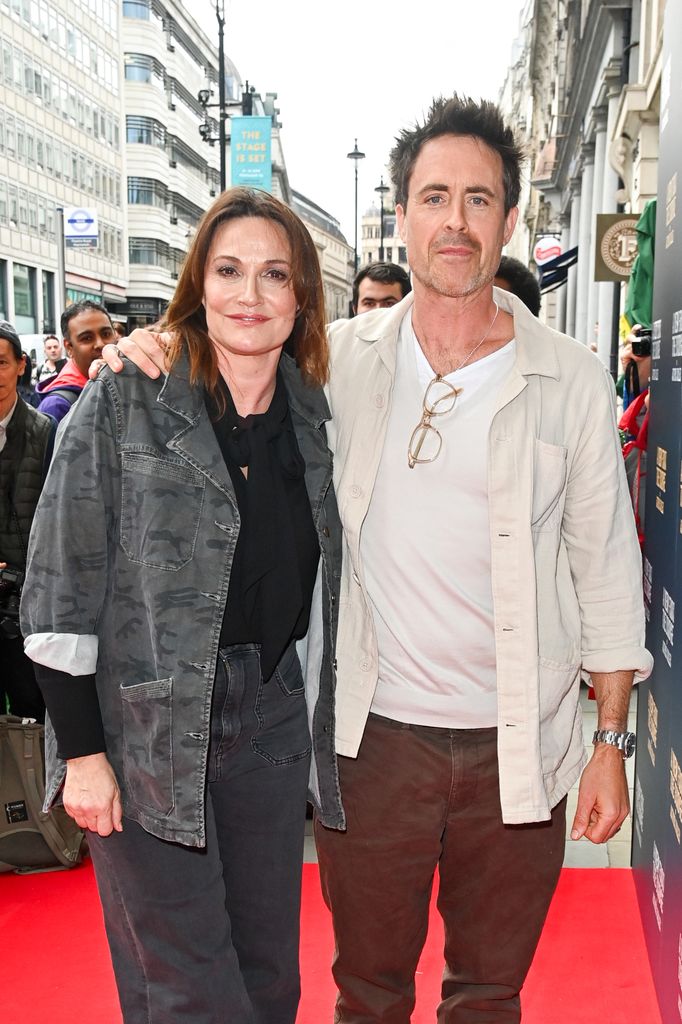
[{"xmin": 315, "ymin": 714, "xmax": 566, "ymax": 1023}]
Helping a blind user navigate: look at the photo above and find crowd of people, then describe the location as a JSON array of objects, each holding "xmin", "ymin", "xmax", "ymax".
[{"xmin": 3, "ymin": 93, "xmax": 650, "ymax": 1024}]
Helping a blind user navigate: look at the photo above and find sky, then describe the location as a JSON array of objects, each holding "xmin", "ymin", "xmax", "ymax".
[{"xmin": 194, "ymin": 0, "xmax": 527, "ymax": 244}]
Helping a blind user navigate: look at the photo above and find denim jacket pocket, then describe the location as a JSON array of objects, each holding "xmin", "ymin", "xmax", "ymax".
[
  {"xmin": 531, "ymin": 439, "xmax": 568, "ymax": 532},
  {"xmin": 120, "ymin": 452, "xmax": 205, "ymax": 570},
  {"xmin": 121, "ymin": 676, "xmax": 175, "ymax": 816}
]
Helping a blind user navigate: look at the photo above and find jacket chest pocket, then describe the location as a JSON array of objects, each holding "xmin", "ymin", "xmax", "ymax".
[
  {"xmin": 120, "ymin": 452, "xmax": 205, "ymax": 570},
  {"xmin": 531, "ymin": 439, "xmax": 568, "ymax": 532}
]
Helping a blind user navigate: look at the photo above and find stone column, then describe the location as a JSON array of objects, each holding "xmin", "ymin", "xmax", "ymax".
[
  {"xmin": 565, "ymin": 184, "xmax": 581, "ymax": 338},
  {"xmin": 597, "ymin": 70, "xmax": 623, "ymax": 366},
  {"xmin": 586, "ymin": 108, "xmax": 608, "ymax": 354},
  {"xmin": 575, "ymin": 143, "xmax": 595, "ymax": 344},
  {"xmin": 555, "ymin": 209, "xmax": 571, "ymax": 334}
]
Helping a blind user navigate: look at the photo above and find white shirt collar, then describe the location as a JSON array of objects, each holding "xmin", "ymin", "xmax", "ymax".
[{"xmin": 0, "ymin": 397, "xmax": 18, "ymax": 430}]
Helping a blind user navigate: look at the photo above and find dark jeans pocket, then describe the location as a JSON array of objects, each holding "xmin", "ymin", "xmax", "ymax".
[
  {"xmin": 121, "ymin": 676, "xmax": 175, "ymax": 816},
  {"xmin": 252, "ymin": 648, "xmax": 311, "ymax": 766}
]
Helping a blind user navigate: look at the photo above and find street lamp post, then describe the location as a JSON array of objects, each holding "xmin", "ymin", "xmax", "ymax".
[
  {"xmin": 347, "ymin": 139, "xmax": 365, "ymax": 273},
  {"xmin": 216, "ymin": 0, "xmax": 226, "ymax": 192},
  {"xmin": 375, "ymin": 177, "xmax": 389, "ymax": 261},
  {"xmin": 197, "ymin": 1, "xmax": 231, "ymax": 192}
]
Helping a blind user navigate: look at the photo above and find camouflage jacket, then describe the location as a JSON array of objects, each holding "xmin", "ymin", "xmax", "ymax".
[{"xmin": 21, "ymin": 353, "xmax": 344, "ymax": 845}]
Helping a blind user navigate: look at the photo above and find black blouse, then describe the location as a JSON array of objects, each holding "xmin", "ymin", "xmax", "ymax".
[{"xmin": 205, "ymin": 370, "xmax": 319, "ymax": 681}]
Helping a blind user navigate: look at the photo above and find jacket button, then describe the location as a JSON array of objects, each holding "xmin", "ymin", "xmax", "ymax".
[
  {"xmin": 322, "ymin": 526, "xmax": 330, "ymax": 537},
  {"xmin": 352, "ymin": 571, "xmax": 360, "ymax": 584},
  {"xmin": 360, "ymin": 658, "xmax": 370, "ymax": 671},
  {"xmin": 350, "ymin": 485, "xmax": 362, "ymax": 498},
  {"xmin": 374, "ymin": 394, "xmax": 385, "ymax": 408}
]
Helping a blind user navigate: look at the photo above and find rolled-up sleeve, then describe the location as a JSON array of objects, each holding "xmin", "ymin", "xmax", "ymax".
[
  {"xmin": 561, "ymin": 364, "xmax": 653, "ymax": 682},
  {"xmin": 20, "ymin": 374, "xmax": 119, "ymax": 675}
]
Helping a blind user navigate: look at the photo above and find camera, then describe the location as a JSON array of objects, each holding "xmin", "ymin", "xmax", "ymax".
[
  {"xmin": 0, "ymin": 565, "xmax": 24, "ymax": 640},
  {"xmin": 631, "ymin": 328, "xmax": 652, "ymax": 357}
]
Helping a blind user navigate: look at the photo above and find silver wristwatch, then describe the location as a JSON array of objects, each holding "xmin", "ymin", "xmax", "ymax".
[{"xmin": 592, "ymin": 729, "xmax": 636, "ymax": 758}]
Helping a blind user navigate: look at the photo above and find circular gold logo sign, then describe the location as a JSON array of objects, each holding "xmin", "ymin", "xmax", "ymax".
[{"xmin": 600, "ymin": 220, "xmax": 638, "ymax": 276}]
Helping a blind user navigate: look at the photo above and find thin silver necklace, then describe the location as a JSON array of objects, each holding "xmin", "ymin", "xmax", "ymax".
[{"xmin": 448, "ymin": 301, "xmax": 500, "ymax": 375}]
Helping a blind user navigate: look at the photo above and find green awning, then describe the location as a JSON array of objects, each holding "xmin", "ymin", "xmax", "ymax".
[{"xmin": 624, "ymin": 199, "xmax": 656, "ymax": 329}]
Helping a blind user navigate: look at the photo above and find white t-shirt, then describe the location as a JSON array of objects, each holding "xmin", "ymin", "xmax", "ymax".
[{"xmin": 360, "ymin": 310, "xmax": 516, "ymax": 728}]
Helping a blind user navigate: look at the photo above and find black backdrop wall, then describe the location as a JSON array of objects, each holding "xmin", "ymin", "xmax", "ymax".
[{"xmin": 632, "ymin": 0, "xmax": 682, "ymax": 1019}]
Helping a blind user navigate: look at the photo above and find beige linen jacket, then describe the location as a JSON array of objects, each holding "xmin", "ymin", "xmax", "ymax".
[{"xmin": 325, "ymin": 287, "xmax": 652, "ymax": 824}]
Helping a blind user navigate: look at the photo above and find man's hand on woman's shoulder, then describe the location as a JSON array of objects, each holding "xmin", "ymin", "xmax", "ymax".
[{"xmin": 89, "ymin": 329, "xmax": 173, "ymax": 379}]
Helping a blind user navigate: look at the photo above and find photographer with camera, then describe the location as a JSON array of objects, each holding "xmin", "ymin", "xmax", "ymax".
[
  {"xmin": 0, "ymin": 320, "xmax": 54, "ymax": 721},
  {"xmin": 621, "ymin": 323, "xmax": 652, "ymax": 413},
  {"xmin": 618, "ymin": 324, "xmax": 652, "ymax": 549}
]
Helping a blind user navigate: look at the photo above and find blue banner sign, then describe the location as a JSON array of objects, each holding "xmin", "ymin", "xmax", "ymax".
[{"xmin": 231, "ymin": 116, "xmax": 272, "ymax": 192}]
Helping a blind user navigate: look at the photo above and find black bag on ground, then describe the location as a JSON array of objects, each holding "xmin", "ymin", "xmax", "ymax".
[{"xmin": 0, "ymin": 715, "xmax": 84, "ymax": 872}]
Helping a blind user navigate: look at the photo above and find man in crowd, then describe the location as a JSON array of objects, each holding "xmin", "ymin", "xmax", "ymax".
[
  {"xmin": 494, "ymin": 254, "xmax": 542, "ymax": 316},
  {"xmin": 33, "ymin": 334, "xmax": 67, "ymax": 386},
  {"xmin": 100, "ymin": 95, "xmax": 649, "ymax": 1022},
  {"xmin": 0, "ymin": 320, "xmax": 53, "ymax": 720},
  {"xmin": 352, "ymin": 261, "xmax": 411, "ymax": 315},
  {"xmin": 37, "ymin": 301, "xmax": 115, "ymax": 423}
]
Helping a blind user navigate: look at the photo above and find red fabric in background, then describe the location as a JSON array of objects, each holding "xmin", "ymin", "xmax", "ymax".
[{"xmin": 0, "ymin": 861, "xmax": 661, "ymax": 1024}]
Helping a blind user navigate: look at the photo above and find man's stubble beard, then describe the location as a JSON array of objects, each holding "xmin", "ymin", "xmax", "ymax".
[{"xmin": 412, "ymin": 258, "xmax": 495, "ymax": 301}]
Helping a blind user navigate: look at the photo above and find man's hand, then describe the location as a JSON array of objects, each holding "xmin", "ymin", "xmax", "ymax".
[
  {"xmin": 571, "ymin": 744, "xmax": 630, "ymax": 843},
  {"xmin": 571, "ymin": 669, "xmax": 634, "ymax": 844},
  {"xmin": 89, "ymin": 328, "xmax": 172, "ymax": 380},
  {"xmin": 63, "ymin": 752, "xmax": 123, "ymax": 836}
]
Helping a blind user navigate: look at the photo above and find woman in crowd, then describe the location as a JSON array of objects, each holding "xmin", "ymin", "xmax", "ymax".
[{"xmin": 21, "ymin": 187, "xmax": 344, "ymax": 1024}]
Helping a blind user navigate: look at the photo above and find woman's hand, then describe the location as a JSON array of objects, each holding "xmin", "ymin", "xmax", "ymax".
[
  {"xmin": 63, "ymin": 752, "xmax": 123, "ymax": 836},
  {"xmin": 89, "ymin": 328, "xmax": 173, "ymax": 380}
]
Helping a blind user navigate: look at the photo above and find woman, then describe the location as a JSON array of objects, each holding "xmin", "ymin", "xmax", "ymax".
[{"xmin": 21, "ymin": 188, "xmax": 344, "ymax": 1024}]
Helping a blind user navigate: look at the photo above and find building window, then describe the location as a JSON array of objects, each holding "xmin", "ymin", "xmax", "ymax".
[
  {"xmin": 123, "ymin": 0, "xmax": 151, "ymax": 18},
  {"xmin": 124, "ymin": 53, "xmax": 164, "ymax": 89},
  {"xmin": 385, "ymin": 248, "xmax": 392, "ymax": 262},
  {"xmin": 0, "ymin": 260, "xmax": 7, "ymax": 321},
  {"xmin": 126, "ymin": 116, "xmax": 166, "ymax": 147},
  {"xmin": 398, "ymin": 246, "xmax": 407, "ymax": 263},
  {"xmin": 129, "ymin": 237, "xmax": 170, "ymax": 268},
  {"xmin": 13, "ymin": 262, "xmax": 37, "ymax": 333},
  {"xmin": 127, "ymin": 177, "xmax": 168, "ymax": 207},
  {"xmin": 42, "ymin": 270, "xmax": 55, "ymax": 332}
]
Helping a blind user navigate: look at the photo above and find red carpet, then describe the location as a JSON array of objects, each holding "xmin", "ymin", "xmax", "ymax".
[{"xmin": 0, "ymin": 862, "xmax": 661, "ymax": 1023}]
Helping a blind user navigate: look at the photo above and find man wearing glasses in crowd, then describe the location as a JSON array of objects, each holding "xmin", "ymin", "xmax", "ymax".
[{"xmin": 99, "ymin": 95, "xmax": 650, "ymax": 1022}]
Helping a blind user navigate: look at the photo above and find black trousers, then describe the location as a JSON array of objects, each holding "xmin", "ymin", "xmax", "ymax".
[{"xmin": 89, "ymin": 642, "xmax": 311, "ymax": 1024}]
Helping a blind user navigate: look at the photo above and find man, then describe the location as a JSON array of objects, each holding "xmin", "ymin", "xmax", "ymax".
[
  {"xmin": 0, "ymin": 320, "xmax": 54, "ymax": 720},
  {"xmin": 494, "ymin": 254, "xmax": 542, "ymax": 316},
  {"xmin": 36, "ymin": 301, "xmax": 115, "ymax": 423},
  {"xmin": 33, "ymin": 334, "xmax": 67, "ymax": 385},
  {"xmin": 99, "ymin": 96, "xmax": 650, "ymax": 1022},
  {"xmin": 352, "ymin": 261, "xmax": 411, "ymax": 315}
]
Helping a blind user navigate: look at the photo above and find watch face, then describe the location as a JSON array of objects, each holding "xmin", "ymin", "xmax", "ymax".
[{"xmin": 624, "ymin": 732, "xmax": 637, "ymax": 758}]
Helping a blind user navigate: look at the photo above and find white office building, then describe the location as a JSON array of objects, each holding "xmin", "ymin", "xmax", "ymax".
[{"xmin": 0, "ymin": 0, "xmax": 126, "ymax": 356}]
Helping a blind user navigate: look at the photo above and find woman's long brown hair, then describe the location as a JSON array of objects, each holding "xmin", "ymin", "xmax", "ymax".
[{"xmin": 161, "ymin": 187, "xmax": 329, "ymax": 391}]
